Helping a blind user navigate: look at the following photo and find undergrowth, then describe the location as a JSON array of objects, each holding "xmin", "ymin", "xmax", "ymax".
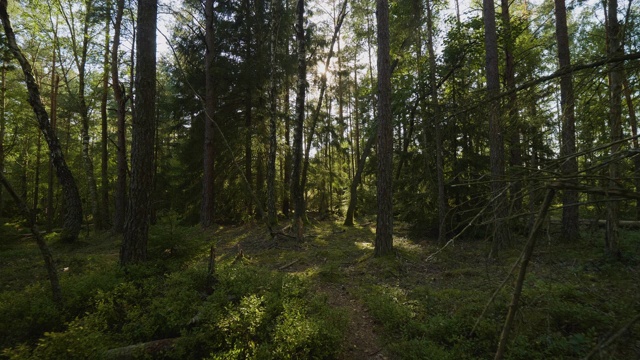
[{"xmin": 0, "ymin": 217, "xmax": 639, "ymax": 359}]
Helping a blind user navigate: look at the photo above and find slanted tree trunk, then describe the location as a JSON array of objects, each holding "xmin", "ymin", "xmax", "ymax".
[
  {"xmin": 344, "ymin": 128, "xmax": 375, "ymax": 226},
  {"xmin": 111, "ymin": 0, "xmax": 127, "ymax": 234},
  {"xmin": 483, "ymin": 0, "xmax": 510, "ymax": 256},
  {"xmin": 554, "ymin": 0, "xmax": 579, "ymax": 242},
  {"xmin": 0, "ymin": 0, "xmax": 83, "ymax": 243},
  {"xmin": 201, "ymin": 0, "xmax": 216, "ymax": 228},
  {"xmin": 121, "ymin": 0, "xmax": 157, "ymax": 265},
  {"xmin": 100, "ymin": 2, "xmax": 111, "ymax": 228},
  {"xmin": 291, "ymin": 0, "xmax": 306, "ymax": 240},
  {"xmin": 375, "ymin": 0, "xmax": 393, "ymax": 256},
  {"xmin": 0, "ymin": 173, "xmax": 63, "ymax": 307},
  {"xmin": 606, "ymin": 0, "xmax": 623, "ymax": 258}
]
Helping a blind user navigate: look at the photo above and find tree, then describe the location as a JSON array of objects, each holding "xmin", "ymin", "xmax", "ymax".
[
  {"xmin": 0, "ymin": 0, "xmax": 83, "ymax": 243},
  {"xmin": 100, "ymin": 0, "xmax": 111, "ymax": 228},
  {"xmin": 111, "ymin": 0, "xmax": 128, "ymax": 233},
  {"xmin": 291, "ymin": 0, "xmax": 306, "ymax": 240},
  {"xmin": 201, "ymin": 0, "xmax": 216, "ymax": 228},
  {"xmin": 606, "ymin": 0, "xmax": 623, "ymax": 258},
  {"xmin": 266, "ymin": 0, "xmax": 280, "ymax": 226},
  {"xmin": 554, "ymin": 0, "xmax": 579, "ymax": 242},
  {"xmin": 121, "ymin": 0, "xmax": 157, "ymax": 265},
  {"xmin": 375, "ymin": 0, "xmax": 393, "ymax": 256},
  {"xmin": 426, "ymin": 0, "xmax": 447, "ymax": 244},
  {"xmin": 483, "ymin": 0, "xmax": 510, "ymax": 256},
  {"xmin": 59, "ymin": 0, "xmax": 105, "ymax": 230}
]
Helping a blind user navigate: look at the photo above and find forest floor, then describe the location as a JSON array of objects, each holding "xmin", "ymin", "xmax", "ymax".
[{"xmin": 1, "ymin": 216, "xmax": 640, "ymax": 359}]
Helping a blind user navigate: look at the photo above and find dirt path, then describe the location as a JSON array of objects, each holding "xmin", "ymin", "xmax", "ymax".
[{"xmin": 318, "ymin": 282, "xmax": 387, "ymax": 360}]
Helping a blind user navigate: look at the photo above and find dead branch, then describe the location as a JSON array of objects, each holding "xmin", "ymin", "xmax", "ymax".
[
  {"xmin": 278, "ymin": 258, "xmax": 301, "ymax": 270},
  {"xmin": 494, "ymin": 188, "xmax": 556, "ymax": 360},
  {"xmin": 583, "ymin": 314, "xmax": 640, "ymax": 360}
]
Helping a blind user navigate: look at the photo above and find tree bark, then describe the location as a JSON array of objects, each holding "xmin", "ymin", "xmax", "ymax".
[
  {"xmin": 121, "ymin": 0, "xmax": 157, "ymax": 265},
  {"xmin": 201, "ymin": 0, "xmax": 216, "ymax": 228},
  {"xmin": 0, "ymin": 0, "xmax": 83, "ymax": 242},
  {"xmin": 375, "ymin": 0, "xmax": 393, "ymax": 256},
  {"xmin": 111, "ymin": 0, "xmax": 127, "ymax": 234},
  {"xmin": 554, "ymin": 0, "xmax": 580, "ymax": 242},
  {"xmin": 483, "ymin": 0, "xmax": 510, "ymax": 256}
]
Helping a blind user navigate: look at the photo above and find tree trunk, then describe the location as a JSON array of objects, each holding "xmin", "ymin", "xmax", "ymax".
[
  {"xmin": 201, "ymin": 0, "xmax": 216, "ymax": 228},
  {"xmin": 111, "ymin": 0, "xmax": 127, "ymax": 234},
  {"xmin": 426, "ymin": 0, "xmax": 447, "ymax": 244},
  {"xmin": 483, "ymin": 0, "xmax": 510, "ymax": 256},
  {"xmin": 61, "ymin": 0, "xmax": 103, "ymax": 231},
  {"xmin": 554, "ymin": 0, "xmax": 579, "ymax": 242},
  {"xmin": 622, "ymin": 77, "xmax": 640, "ymax": 219},
  {"xmin": 33, "ymin": 133, "xmax": 42, "ymax": 220},
  {"xmin": 502, "ymin": 0, "xmax": 522, "ymax": 214},
  {"xmin": 47, "ymin": 30, "xmax": 59, "ymax": 232},
  {"xmin": 291, "ymin": 0, "xmax": 306, "ymax": 240},
  {"xmin": 0, "ymin": 57, "xmax": 5, "ymax": 218},
  {"xmin": 0, "ymin": 0, "xmax": 83, "ymax": 243},
  {"xmin": 267, "ymin": 0, "xmax": 279, "ymax": 226},
  {"xmin": 606, "ymin": 0, "xmax": 622, "ymax": 258},
  {"xmin": 121, "ymin": 0, "xmax": 157, "ymax": 265},
  {"xmin": 100, "ymin": 2, "xmax": 111, "ymax": 228},
  {"xmin": 344, "ymin": 131, "xmax": 375, "ymax": 226},
  {"xmin": 375, "ymin": 0, "xmax": 394, "ymax": 256},
  {"xmin": 299, "ymin": 0, "xmax": 347, "ymax": 208}
]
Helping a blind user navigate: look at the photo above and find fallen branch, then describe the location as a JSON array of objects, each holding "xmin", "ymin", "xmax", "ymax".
[
  {"xmin": 549, "ymin": 181, "xmax": 640, "ymax": 200},
  {"xmin": 278, "ymin": 258, "xmax": 301, "ymax": 270},
  {"xmin": 494, "ymin": 188, "xmax": 556, "ymax": 360},
  {"xmin": 583, "ymin": 314, "xmax": 640, "ymax": 360},
  {"xmin": 0, "ymin": 173, "xmax": 63, "ymax": 308}
]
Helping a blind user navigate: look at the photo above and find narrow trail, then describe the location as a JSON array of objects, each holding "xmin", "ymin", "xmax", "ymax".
[
  {"xmin": 212, "ymin": 221, "xmax": 390, "ymax": 358},
  {"xmin": 317, "ymin": 282, "xmax": 387, "ymax": 360}
]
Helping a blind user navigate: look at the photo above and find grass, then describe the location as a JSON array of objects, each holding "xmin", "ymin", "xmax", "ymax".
[{"xmin": 1, "ymin": 216, "xmax": 639, "ymax": 359}]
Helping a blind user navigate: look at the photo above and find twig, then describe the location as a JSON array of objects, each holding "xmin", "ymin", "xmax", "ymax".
[{"xmin": 278, "ymin": 258, "xmax": 301, "ymax": 270}]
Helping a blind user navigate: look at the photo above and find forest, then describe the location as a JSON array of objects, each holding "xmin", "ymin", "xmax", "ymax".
[{"xmin": 0, "ymin": 0, "xmax": 639, "ymax": 358}]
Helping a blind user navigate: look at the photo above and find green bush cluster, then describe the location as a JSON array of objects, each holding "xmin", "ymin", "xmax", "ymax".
[{"xmin": 3, "ymin": 261, "xmax": 346, "ymax": 360}]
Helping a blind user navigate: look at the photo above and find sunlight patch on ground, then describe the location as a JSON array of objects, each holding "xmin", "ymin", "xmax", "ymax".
[
  {"xmin": 393, "ymin": 237, "xmax": 422, "ymax": 252},
  {"xmin": 355, "ymin": 242, "xmax": 373, "ymax": 250}
]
